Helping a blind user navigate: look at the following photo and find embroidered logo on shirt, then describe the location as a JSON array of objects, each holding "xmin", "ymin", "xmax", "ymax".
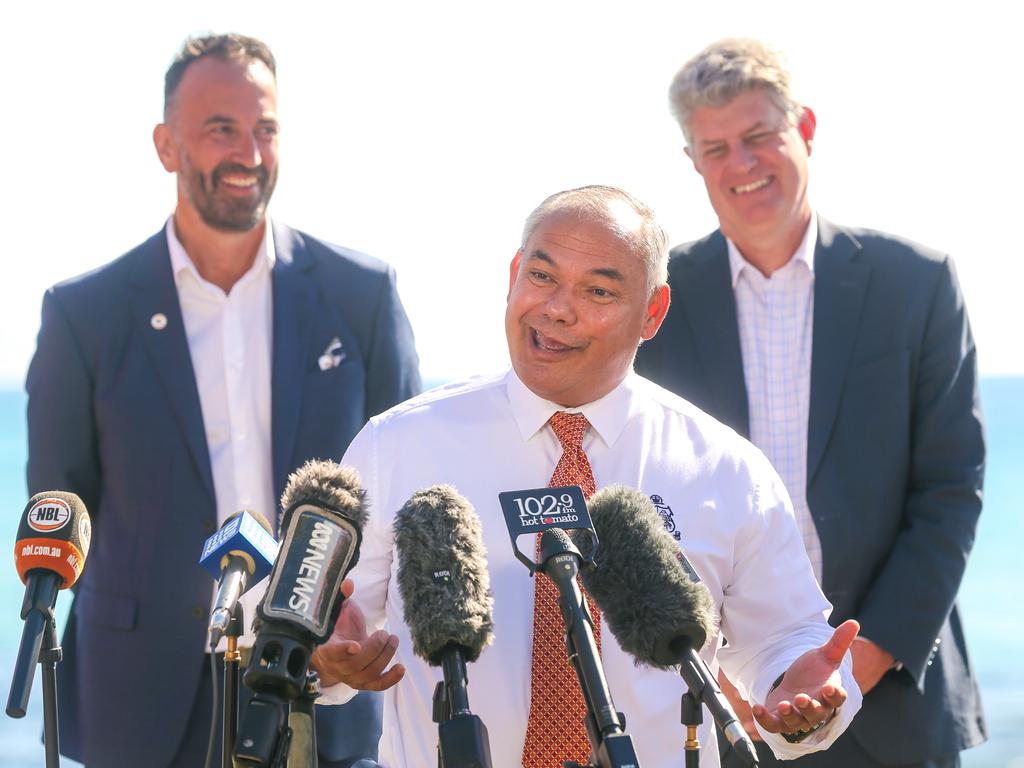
[{"xmin": 650, "ymin": 494, "xmax": 681, "ymax": 541}]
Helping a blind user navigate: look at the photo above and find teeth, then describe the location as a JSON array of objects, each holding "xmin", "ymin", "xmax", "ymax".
[
  {"xmin": 533, "ymin": 329, "xmax": 572, "ymax": 351},
  {"xmin": 733, "ymin": 178, "xmax": 769, "ymax": 194},
  {"xmin": 221, "ymin": 176, "xmax": 258, "ymax": 188}
]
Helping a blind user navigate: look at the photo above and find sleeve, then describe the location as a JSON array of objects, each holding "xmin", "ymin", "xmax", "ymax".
[
  {"xmin": 363, "ymin": 266, "xmax": 421, "ymax": 421},
  {"xmin": 715, "ymin": 451, "xmax": 862, "ymax": 757},
  {"xmin": 317, "ymin": 418, "xmax": 396, "ymax": 705},
  {"xmin": 855, "ymin": 255, "xmax": 984, "ymax": 687},
  {"xmin": 26, "ymin": 289, "xmax": 101, "ymax": 517}
]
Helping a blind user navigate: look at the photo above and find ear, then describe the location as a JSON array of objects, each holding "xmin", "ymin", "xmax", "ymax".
[
  {"xmin": 798, "ymin": 106, "xmax": 817, "ymax": 155},
  {"xmin": 640, "ymin": 284, "xmax": 671, "ymax": 341},
  {"xmin": 153, "ymin": 123, "xmax": 178, "ymax": 173},
  {"xmin": 507, "ymin": 249, "xmax": 523, "ymax": 299},
  {"xmin": 684, "ymin": 144, "xmax": 703, "ymax": 175}
]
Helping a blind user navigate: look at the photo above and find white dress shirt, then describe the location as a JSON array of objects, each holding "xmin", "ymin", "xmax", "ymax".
[
  {"xmin": 167, "ymin": 217, "xmax": 276, "ymax": 650},
  {"xmin": 328, "ymin": 368, "xmax": 861, "ymax": 767},
  {"xmin": 728, "ymin": 214, "xmax": 822, "ymax": 582}
]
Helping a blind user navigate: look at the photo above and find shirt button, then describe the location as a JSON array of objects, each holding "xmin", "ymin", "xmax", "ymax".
[{"xmin": 191, "ymin": 605, "xmax": 206, "ymax": 620}]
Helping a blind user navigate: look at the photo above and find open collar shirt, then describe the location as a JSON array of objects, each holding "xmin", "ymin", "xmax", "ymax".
[
  {"xmin": 167, "ymin": 216, "xmax": 276, "ymax": 650},
  {"xmin": 727, "ymin": 214, "xmax": 822, "ymax": 582},
  {"xmin": 331, "ymin": 368, "xmax": 860, "ymax": 767}
]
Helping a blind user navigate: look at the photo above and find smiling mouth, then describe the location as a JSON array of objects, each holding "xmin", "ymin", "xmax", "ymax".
[
  {"xmin": 732, "ymin": 177, "xmax": 771, "ymax": 195},
  {"xmin": 532, "ymin": 328, "xmax": 577, "ymax": 353}
]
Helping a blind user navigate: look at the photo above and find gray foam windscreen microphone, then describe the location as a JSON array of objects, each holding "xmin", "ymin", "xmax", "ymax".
[
  {"xmin": 394, "ymin": 485, "xmax": 495, "ymax": 664},
  {"xmin": 578, "ymin": 485, "xmax": 718, "ymax": 668}
]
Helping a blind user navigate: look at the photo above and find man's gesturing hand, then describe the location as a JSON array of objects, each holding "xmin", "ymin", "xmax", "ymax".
[
  {"xmin": 751, "ymin": 619, "xmax": 860, "ymax": 738},
  {"xmin": 310, "ymin": 578, "xmax": 406, "ymax": 691}
]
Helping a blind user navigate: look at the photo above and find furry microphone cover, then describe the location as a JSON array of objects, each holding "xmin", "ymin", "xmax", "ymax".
[
  {"xmin": 280, "ymin": 460, "xmax": 368, "ymax": 530},
  {"xmin": 580, "ymin": 485, "xmax": 718, "ymax": 669},
  {"xmin": 394, "ymin": 485, "xmax": 495, "ymax": 664}
]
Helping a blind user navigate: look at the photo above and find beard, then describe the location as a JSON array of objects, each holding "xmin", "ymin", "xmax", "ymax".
[{"xmin": 179, "ymin": 156, "xmax": 278, "ymax": 233}]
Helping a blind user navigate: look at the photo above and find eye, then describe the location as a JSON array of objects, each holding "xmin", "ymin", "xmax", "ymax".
[
  {"xmin": 257, "ymin": 124, "xmax": 279, "ymax": 139},
  {"xmin": 529, "ymin": 270, "xmax": 551, "ymax": 282},
  {"xmin": 703, "ymin": 145, "xmax": 726, "ymax": 159}
]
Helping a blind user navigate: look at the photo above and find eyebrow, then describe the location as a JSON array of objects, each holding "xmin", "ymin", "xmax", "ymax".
[{"xmin": 528, "ymin": 249, "xmax": 626, "ymax": 282}]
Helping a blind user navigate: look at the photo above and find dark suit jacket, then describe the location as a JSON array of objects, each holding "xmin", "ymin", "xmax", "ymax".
[
  {"xmin": 26, "ymin": 222, "xmax": 421, "ymax": 767},
  {"xmin": 635, "ymin": 219, "xmax": 986, "ymax": 765}
]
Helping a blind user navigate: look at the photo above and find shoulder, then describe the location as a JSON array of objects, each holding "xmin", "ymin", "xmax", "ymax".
[
  {"xmin": 666, "ymin": 230, "xmax": 726, "ymax": 275},
  {"xmin": 370, "ymin": 372, "xmax": 508, "ymax": 430},
  {"xmin": 275, "ymin": 224, "xmax": 395, "ymax": 284},
  {"xmin": 820, "ymin": 219, "xmax": 950, "ymax": 274},
  {"xmin": 43, "ymin": 229, "xmax": 166, "ymax": 312}
]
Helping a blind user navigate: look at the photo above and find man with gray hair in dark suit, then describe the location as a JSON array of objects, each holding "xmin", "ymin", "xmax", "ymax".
[{"xmin": 636, "ymin": 37, "xmax": 985, "ymax": 768}]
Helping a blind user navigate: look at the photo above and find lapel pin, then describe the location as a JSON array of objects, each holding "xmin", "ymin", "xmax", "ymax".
[
  {"xmin": 318, "ymin": 337, "xmax": 345, "ymax": 371},
  {"xmin": 150, "ymin": 313, "xmax": 168, "ymax": 331}
]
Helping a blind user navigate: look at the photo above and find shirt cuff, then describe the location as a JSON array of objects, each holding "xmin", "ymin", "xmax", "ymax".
[{"xmin": 315, "ymin": 681, "xmax": 359, "ymax": 706}]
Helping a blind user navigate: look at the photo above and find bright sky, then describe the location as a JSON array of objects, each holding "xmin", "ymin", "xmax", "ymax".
[{"xmin": 2, "ymin": 0, "xmax": 1020, "ymax": 387}]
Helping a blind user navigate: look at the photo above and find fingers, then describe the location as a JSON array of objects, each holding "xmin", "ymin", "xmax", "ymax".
[
  {"xmin": 752, "ymin": 692, "xmax": 836, "ymax": 737},
  {"xmin": 821, "ymin": 619, "xmax": 860, "ymax": 665},
  {"xmin": 820, "ymin": 682, "xmax": 847, "ymax": 710},
  {"xmin": 340, "ymin": 578, "xmax": 355, "ymax": 600},
  {"xmin": 314, "ymin": 629, "xmax": 405, "ymax": 691}
]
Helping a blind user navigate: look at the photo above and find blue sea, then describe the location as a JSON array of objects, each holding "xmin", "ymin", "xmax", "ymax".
[{"xmin": 0, "ymin": 380, "xmax": 1021, "ymax": 767}]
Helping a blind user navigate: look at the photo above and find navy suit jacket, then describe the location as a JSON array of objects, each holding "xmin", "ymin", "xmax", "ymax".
[
  {"xmin": 635, "ymin": 219, "xmax": 986, "ymax": 764},
  {"xmin": 26, "ymin": 222, "xmax": 421, "ymax": 767}
]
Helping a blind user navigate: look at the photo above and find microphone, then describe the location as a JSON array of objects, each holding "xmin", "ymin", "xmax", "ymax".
[
  {"xmin": 7, "ymin": 492, "xmax": 92, "ymax": 718},
  {"xmin": 199, "ymin": 509, "xmax": 278, "ymax": 648},
  {"xmin": 235, "ymin": 460, "xmax": 367, "ymax": 768},
  {"xmin": 579, "ymin": 485, "xmax": 759, "ymax": 767},
  {"xmin": 394, "ymin": 485, "xmax": 494, "ymax": 768}
]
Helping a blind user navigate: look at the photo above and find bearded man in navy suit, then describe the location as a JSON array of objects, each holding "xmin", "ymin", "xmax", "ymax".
[
  {"xmin": 26, "ymin": 33, "xmax": 420, "ymax": 767},
  {"xmin": 635, "ymin": 38, "xmax": 985, "ymax": 768}
]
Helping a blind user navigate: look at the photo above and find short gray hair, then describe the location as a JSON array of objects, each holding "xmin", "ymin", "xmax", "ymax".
[
  {"xmin": 669, "ymin": 38, "xmax": 803, "ymax": 146},
  {"xmin": 520, "ymin": 185, "xmax": 669, "ymax": 297}
]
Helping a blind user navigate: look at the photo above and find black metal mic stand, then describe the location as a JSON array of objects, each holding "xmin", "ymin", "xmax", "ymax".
[
  {"xmin": 431, "ymin": 645, "xmax": 492, "ymax": 768},
  {"xmin": 6, "ymin": 574, "xmax": 62, "ymax": 768},
  {"xmin": 538, "ymin": 531, "xmax": 641, "ymax": 768},
  {"xmin": 681, "ymin": 690, "xmax": 702, "ymax": 768},
  {"xmin": 222, "ymin": 606, "xmax": 244, "ymax": 768}
]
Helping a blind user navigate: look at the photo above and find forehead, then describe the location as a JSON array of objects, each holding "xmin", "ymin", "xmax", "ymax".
[
  {"xmin": 172, "ymin": 56, "xmax": 277, "ymax": 117},
  {"xmin": 689, "ymin": 88, "xmax": 788, "ymax": 140},
  {"xmin": 524, "ymin": 209, "xmax": 645, "ymax": 278}
]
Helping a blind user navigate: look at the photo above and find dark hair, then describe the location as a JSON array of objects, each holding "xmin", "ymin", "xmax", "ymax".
[{"xmin": 163, "ymin": 33, "xmax": 277, "ymax": 119}]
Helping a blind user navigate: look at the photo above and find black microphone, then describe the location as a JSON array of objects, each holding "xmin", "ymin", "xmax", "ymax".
[
  {"xmin": 394, "ymin": 485, "xmax": 494, "ymax": 768},
  {"xmin": 7, "ymin": 492, "xmax": 92, "ymax": 718},
  {"xmin": 199, "ymin": 509, "xmax": 278, "ymax": 648},
  {"xmin": 579, "ymin": 485, "xmax": 759, "ymax": 767},
  {"xmin": 235, "ymin": 460, "xmax": 367, "ymax": 768}
]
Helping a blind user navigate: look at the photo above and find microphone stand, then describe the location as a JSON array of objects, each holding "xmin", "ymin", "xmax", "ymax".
[
  {"xmin": 681, "ymin": 690, "xmax": 702, "ymax": 768},
  {"xmin": 6, "ymin": 574, "xmax": 62, "ymax": 768},
  {"xmin": 539, "ymin": 531, "xmax": 641, "ymax": 768},
  {"xmin": 431, "ymin": 644, "xmax": 492, "ymax": 768},
  {"xmin": 222, "ymin": 606, "xmax": 244, "ymax": 768}
]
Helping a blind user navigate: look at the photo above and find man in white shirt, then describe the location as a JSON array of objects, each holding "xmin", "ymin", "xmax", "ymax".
[
  {"xmin": 26, "ymin": 33, "xmax": 420, "ymax": 768},
  {"xmin": 635, "ymin": 38, "xmax": 985, "ymax": 768},
  {"xmin": 311, "ymin": 185, "xmax": 862, "ymax": 767}
]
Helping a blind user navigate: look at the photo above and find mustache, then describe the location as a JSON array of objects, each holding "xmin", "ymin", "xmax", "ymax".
[{"xmin": 210, "ymin": 162, "xmax": 269, "ymax": 188}]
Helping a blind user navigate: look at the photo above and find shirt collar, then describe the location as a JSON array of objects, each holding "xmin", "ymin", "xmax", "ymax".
[
  {"xmin": 165, "ymin": 214, "xmax": 277, "ymax": 292},
  {"xmin": 505, "ymin": 367, "xmax": 639, "ymax": 449},
  {"xmin": 726, "ymin": 211, "xmax": 817, "ymax": 287}
]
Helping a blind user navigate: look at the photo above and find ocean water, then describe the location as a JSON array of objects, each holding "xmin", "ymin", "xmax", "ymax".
[{"xmin": 0, "ymin": 379, "xmax": 1021, "ymax": 767}]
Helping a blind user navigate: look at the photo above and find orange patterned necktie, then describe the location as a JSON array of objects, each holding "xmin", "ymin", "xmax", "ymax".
[{"xmin": 522, "ymin": 411, "xmax": 601, "ymax": 768}]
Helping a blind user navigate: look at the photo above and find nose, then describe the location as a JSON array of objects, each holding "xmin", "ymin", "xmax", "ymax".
[
  {"xmin": 543, "ymin": 284, "xmax": 577, "ymax": 325},
  {"xmin": 729, "ymin": 143, "xmax": 757, "ymax": 173},
  {"xmin": 234, "ymin": 130, "xmax": 263, "ymax": 168}
]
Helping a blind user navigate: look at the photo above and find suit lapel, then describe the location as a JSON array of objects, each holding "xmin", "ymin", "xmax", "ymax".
[
  {"xmin": 677, "ymin": 234, "xmax": 749, "ymax": 436},
  {"xmin": 270, "ymin": 223, "xmax": 317, "ymax": 505},
  {"xmin": 128, "ymin": 231, "xmax": 215, "ymax": 501},
  {"xmin": 807, "ymin": 219, "xmax": 870, "ymax": 483}
]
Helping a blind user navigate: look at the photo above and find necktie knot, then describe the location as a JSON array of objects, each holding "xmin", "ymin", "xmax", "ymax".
[{"xmin": 548, "ymin": 411, "xmax": 590, "ymax": 451}]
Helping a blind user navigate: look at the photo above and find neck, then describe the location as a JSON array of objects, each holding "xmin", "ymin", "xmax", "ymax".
[
  {"xmin": 728, "ymin": 208, "xmax": 812, "ymax": 278},
  {"xmin": 173, "ymin": 205, "xmax": 266, "ymax": 293}
]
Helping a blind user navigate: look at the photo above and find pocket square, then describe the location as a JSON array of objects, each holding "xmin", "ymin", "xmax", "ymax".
[{"xmin": 318, "ymin": 337, "xmax": 346, "ymax": 371}]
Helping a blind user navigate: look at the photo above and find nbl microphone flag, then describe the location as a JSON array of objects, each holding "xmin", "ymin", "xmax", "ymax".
[{"xmin": 15, "ymin": 493, "xmax": 92, "ymax": 589}]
